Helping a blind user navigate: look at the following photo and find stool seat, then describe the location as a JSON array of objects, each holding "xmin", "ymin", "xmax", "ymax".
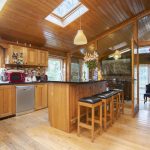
[
  {"xmin": 110, "ymin": 90, "xmax": 119, "ymax": 95},
  {"xmin": 94, "ymin": 92, "xmax": 114, "ymax": 99},
  {"xmin": 112, "ymin": 89, "xmax": 123, "ymax": 92},
  {"xmin": 79, "ymin": 96, "xmax": 102, "ymax": 104}
]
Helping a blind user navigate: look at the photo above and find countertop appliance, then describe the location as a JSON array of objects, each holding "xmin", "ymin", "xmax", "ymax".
[
  {"xmin": 6, "ymin": 72, "xmax": 25, "ymax": 83},
  {"xmin": 16, "ymin": 85, "xmax": 34, "ymax": 116}
]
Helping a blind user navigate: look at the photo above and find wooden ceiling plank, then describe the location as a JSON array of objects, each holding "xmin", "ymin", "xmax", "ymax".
[{"xmin": 90, "ymin": 9, "xmax": 150, "ymax": 43}]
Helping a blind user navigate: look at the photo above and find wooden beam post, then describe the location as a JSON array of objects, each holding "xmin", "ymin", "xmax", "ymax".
[{"xmin": 66, "ymin": 53, "xmax": 72, "ymax": 81}]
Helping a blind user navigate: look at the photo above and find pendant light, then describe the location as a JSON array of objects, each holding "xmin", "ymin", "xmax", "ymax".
[{"xmin": 74, "ymin": 11, "xmax": 87, "ymax": 45}]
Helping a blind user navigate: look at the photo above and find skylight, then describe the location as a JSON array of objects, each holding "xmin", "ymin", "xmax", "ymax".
[
  {"xmin": 53, "ymin": 0, "xmax": 80, "ymax": 18},
  {"xmin": 0, "ymin": 0, "xmax": 7, "ymax": 11},
  {"xmin": 45, "ymin": 0, "xmax": 89, "ymax": 28}
]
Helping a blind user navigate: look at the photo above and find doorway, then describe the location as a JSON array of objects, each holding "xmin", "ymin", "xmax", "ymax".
[{"xmin": 139, "ymin": 46, "xmax": 150, "ymax": 111}]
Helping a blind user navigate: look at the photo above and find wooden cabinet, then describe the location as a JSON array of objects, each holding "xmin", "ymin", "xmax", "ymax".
[
  {"xmin": 5, "ymin": 44, "xmax": 48, "ymax": 66},
  {"xmin": 37, "ymin": 50, "xmax": 48, "ymax": 66},
  {"xmin": 5, "ymin": 44, "xmax": 27, "ymax": 65},
  {"xmin": 0, "ymin": 86, "xmax": 16, "ymax": 118},
  {"xmin": 27, "ymin": 48, "xmax": 37, "ymax": 66},
  {"xmin": 35, "ymin": 84, "xmax": 48, "ymax": 110}
]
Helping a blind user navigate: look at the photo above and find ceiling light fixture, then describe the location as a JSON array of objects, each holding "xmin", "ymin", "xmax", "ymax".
[
  {"xmin": 108, "ymin": 48, "xmax": 131, "ymax": 58},
  {"xmin": 0, "ymin": 0, "xmax": 7, "ymax": 11},
  {"xmin": 84, "ymin": 51, "xmax": 99, "ymax": 62},
  {"xmin": 74, "ymin": 11, "xmax": 87, "ymax": 45},
  {"xmin": 113, "ymin": 50, "xmax": 121, "ymax": 60}
]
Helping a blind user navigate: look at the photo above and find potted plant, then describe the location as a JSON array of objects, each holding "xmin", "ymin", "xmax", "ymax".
[{"xmin": 84, "ymin": 51, "xmax": 98, "ymax": 80}]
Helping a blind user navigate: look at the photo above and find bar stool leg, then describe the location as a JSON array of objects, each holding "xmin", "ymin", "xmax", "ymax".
[
  {"xmin": 112, "ymin": 96, "xmax": 114, "ymax": 124},
  {"xmin": 86, "ymin": 107, "xmax": 89, "ymax": 124},
  {"xmin": 77, "ymin": 104, "xmax": 80, "ymax": 136},
  {"xmin": 122, "ymin": 93, "xmax": 124, "ymax": 114},
  {"xmin": 100, "ymin": 104, "xmax": 102, "ymax": 134},
  {"xmin": 116, "ymin": 96, "xmax": 119, "ymax": 119},
  {"xmin": 118, "ymin": 95, "xmax": 121, "ymax": 118},
  {"xmin": 91, "ymin": 106, "xmax": 95, "ymax": 142},
  {"xmin": 110, "ymin": 99, "xmax": 113, "ymax": 126},
  {"xmin": 104, "ymin": 101, "xmax": 107, "ymax": 131}
]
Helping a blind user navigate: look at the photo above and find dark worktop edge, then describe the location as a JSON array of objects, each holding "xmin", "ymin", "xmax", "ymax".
[{"xmin": 0, "ymin": 80, "xmax": 107, "ymax": 86}]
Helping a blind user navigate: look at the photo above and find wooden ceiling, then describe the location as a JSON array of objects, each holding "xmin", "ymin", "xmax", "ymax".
[{"xmin": 0, "ymin": 0, "xmax": 149, "ymax": 53}]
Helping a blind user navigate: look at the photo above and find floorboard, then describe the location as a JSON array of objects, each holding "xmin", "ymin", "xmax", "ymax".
[{"xmin": 0, "ymin": 106, "xmax": 150, "ymax": 150}]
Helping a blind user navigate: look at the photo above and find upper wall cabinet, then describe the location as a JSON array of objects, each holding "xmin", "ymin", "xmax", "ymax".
[
  {"xmin": 27, "ymin": 48, "xmax": 38, "ymax": 66},
  {"xmin": 5, "ymin": 45, "xmax": 28, "ymax": 65},
  {"xmin": 37, "ymin": 50, "xmax": 48, "ymax": 66},
  {"xmin": 5, "ymin": 44, "xmax": 48, "ymax": 67}
]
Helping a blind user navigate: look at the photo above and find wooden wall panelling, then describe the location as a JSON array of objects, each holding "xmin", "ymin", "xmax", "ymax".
[{"xmin": 69, "ymin": 81, "xmax": 107, "ymax": 131}]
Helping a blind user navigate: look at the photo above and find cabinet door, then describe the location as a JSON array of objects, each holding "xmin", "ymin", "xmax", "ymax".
[
  {"xmin": 37, "ymin": 50, "xmax": 48, "ymax": 66},
  {"xmin": 35, "ymin": 84, "xmax": 47, "ymax": 110},
  {"xmin": 22, "ymin": 47, "xmax": 28, "ymax": 65},
  {"xmin": 27, "ymin": 48, "xmax": 37, "ymax": 65},
  {"xmin": 5, "ymin": 45, "xmax": 27, "ymax": 65},
  {"xmin": 0, "ymin": 86, "xmax": 16, "ymax": 118}
]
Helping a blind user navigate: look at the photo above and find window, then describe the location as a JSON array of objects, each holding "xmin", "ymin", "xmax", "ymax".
[
  {"xmin": 53, "ymin": 0, "xmax": 80, "ymax": 18},
  {"xmin": 46, "ymin": 58, "xmax": 64, "ymax": 81},
  {"xmin": 139, "ymin": 64, "xmax": 150, "ymax": 100},
  {"xmin": 139, "ymin": 47, "xmax": 150, "ymax": 54},
  {"xmin": 134, "ymin": 46, "xmax": 150, "ymax": 54},
  {"xmin": 45, "ymin": 0, "xmax": 88, "ymax": 27},
  {"xmin": 71, "ymin": 62, "xmax": 80, "ymax": 82},
  {"xmin": 82, "ymin": 63, "xmax": 89, "ymax": 81}
]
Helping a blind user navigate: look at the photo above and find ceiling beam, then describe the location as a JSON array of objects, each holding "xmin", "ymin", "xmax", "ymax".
[
  {"xmin": 138, "ymin": 40, "xmax": 150, "ymax": 47},
  {"xmin": 71, "ymin": 9, "xmax": 150, "ymax": 54}
]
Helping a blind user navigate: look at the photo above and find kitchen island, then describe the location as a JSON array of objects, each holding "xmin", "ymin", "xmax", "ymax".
[
  {"xmin": 0, "ymin": 80, "xmax": 107, "ymax": 132},
  {"xmin": 47, "ymin": 80, "xmax": 107, "ymax": 132}
]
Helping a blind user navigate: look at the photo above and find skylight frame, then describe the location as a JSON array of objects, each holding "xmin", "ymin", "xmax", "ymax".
[
  {"xmin": 45, "ymin": 3, "xmax": 89, "ymax": 28},
  {"xmin": 0, "ymin": 0, "xmax": 7, "ymax": 11},
  {"xmin": 52, "ymin": 0, "xmax": 81, "ymax": 18}
]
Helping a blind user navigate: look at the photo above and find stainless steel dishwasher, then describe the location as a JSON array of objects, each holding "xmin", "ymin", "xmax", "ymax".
[{"xmin": 16, "ymin": 85, "xmax": 35, "ymax": 116}]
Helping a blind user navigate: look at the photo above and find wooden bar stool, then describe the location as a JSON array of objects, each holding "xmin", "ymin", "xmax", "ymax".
[
  {"xmin": 119, "ymin": 90, "xmax": 124, "ymax": 114},
  {"xmin": 111, "ymin": 91, "xmax": 120, "ymax": 123},
  {"xmin": 113, "ymin": 89, "xmax": 124, "ymax": 114},
  {"xmin": 77, "ymin": 96, "xmax": 102, "ymax": 142},
  {"xmin": 95, "ymin": 92, "xmax": 113, "ymax": 131}
]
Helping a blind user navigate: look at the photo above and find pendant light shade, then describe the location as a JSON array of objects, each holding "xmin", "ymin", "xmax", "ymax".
[{"xmin": 74, "ymin": 29, "xmax": 87, "ymax": 45}]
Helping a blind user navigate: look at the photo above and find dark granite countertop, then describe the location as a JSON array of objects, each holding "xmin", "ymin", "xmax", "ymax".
[{"xmin": 0, "ymin": 80, "xmax": 107, "ymax": 86}]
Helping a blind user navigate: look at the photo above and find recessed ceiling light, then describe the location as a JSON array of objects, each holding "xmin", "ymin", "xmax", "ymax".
[{"xmin": 0, "ymin": 0, "xmax": 7, "ymax": 11}]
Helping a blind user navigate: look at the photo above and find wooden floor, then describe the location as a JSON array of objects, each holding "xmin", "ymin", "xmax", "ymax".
[{"xmin": 0, "ymin": 105, "xmax": 150, "ymax": 150}]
